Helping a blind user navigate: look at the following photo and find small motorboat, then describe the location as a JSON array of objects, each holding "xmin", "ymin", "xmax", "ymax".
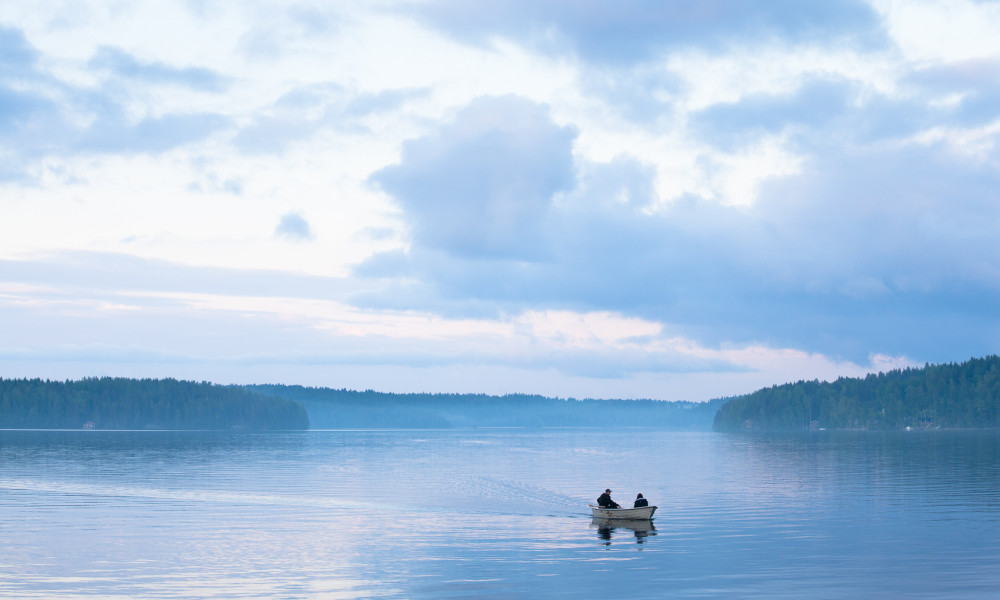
[{"xmin": 589, "ymin": 504, "xmax": 657, "ymax": 520}]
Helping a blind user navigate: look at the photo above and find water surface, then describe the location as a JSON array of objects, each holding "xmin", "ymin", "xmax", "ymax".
[{"xmin": 2, "ymin": 429, "xmax": 999, "ymax": 598}]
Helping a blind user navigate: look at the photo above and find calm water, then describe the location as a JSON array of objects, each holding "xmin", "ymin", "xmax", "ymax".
[{"xmin": 2, "ymin": 429, "xmax": 1000, "ymax": 599}]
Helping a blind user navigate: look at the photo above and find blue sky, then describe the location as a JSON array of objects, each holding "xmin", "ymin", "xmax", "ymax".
[{"xmin": 2, "ymin": 1, "xmax": 999, "ymax": 400}]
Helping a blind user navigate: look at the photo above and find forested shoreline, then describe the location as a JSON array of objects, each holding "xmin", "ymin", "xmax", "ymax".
[
  {"xmin": 714, "ymin": 356, "xmax": 1000, "ymax": 432},
  {"xmin": 6, "ymin": 356, "xmax": 999, "ymax": 433},
  {"xmin": 0, "ymin": 377, "xmax": 725, "ymax": 430},
  {"xmin": 247, "ymin": 385, "xmax": 726, "ymax": 429},
  {"xmin": 0, "ymin": 377, "xmax": 309, "ymax": 430}
]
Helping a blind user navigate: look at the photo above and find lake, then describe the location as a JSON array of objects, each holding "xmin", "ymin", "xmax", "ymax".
[{"xmin": 2, "ymin": 429, "xmax": 1000, "ymax": 599}]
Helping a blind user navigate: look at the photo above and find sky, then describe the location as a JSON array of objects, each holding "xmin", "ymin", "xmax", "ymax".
[{"xmin": 1, "ymin": 0, "xmax": 999, "ymax": 401}]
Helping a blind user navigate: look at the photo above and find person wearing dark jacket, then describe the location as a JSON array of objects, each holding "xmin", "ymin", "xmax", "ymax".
[
  {"xmin": 633, "ymin": 493, "xmax": 649, "ymax": 508},
  {"xmin": 597, "ymin": 489, "xmax": 620, "ymax": 509}
]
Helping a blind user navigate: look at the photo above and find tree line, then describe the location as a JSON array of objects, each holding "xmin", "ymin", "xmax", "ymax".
[
  {"xmin": 247, "ymin": 385, "xmax": 725, "ymax": 429},
  {"xmin": 0, "ymin": 376, "xmax": 729, "ymax": 431},
  {"xmin": 0, "ymin": 377, "xmax": 309, "ymax": 430},
  {"xmin": 713, "ymin": 355, "xmax": 1000, "ymax": 432}
]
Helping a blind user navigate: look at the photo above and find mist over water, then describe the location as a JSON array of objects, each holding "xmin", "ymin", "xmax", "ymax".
[{"xmin": 2, "ymin": 429, "xmax": 999, "ymax": 598}]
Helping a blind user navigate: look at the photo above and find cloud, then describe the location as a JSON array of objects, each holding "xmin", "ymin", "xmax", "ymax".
[
  {"xmin": 232, "ymin": 83, "xmax": 345, "ymax": 154},
  {"xmin": 358, "ymin": 93, "xmax": 1000, "ymax": 365},
  {"xmin": 275, "ymin": 212, "xmax": 314, "ymax": 241},
  {"xmin": 0, "ymin": 258, "xmax": 904, "ymax": 402},
  {"xmin": 237, "ymin": 3, "xmax": 343, "ymax": 59},
  {"xmin": 0, "ymin": 27, "xmax": 232, "ymax": 179},
  {"xmin": 0, "ymin": 87, "xmax": 67, "ymax": 178},
  {"xmin": 685, "ymin": 73, "xmax": 988, "ymax": 153},
  {"xmin": 78, "ymin": 111, "xmax": 231, "ymax": 154},
  {"xmin": 370, "ymin": 95, "xmax": 577, "ymax": 259},
  {"xmin": 0, "ymin": 252, "xmax": 743, "ymax": 392},
  {"xmin": 905, "ymin": 59, "xmax": 1000, "ymax": 127},
  {"xmin": 344, "ymin": 87, "xmax": 430, "ymax": 118},
  {"xmin": 689, "ymin": 78, "xmax": 856, "ymax": 150},
  {"xmin": 233, "ymin": 83, "xmax": 427, "ymax": 155},
  {"xmin": 0, "ymin": 251, "xmax": 356, "ymax": 301},
  {"xmin": 0, "ymin": 26, "xmax": 72, "ymax": 179},
  {"xmin": 88, "ymin": 46, "xmax": 230, "ymax": 92},
  {"xmin": 407, "ymin": 0, "xmax": 886, "ymax": 63}
]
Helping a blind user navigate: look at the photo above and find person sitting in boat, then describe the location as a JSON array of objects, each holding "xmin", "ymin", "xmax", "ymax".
[
  {"xmin": 633, "ymin": 493, "xmax": 649, "ymax": 508},
  {"xmin": 597, "ymin": 489, "xmax": 620, "ymax": 509}
]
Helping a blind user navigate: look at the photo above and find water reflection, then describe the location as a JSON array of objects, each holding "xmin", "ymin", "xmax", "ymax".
[{"xmin": 591, "ymin": 518, "xmax": 657, "ymax": 545}]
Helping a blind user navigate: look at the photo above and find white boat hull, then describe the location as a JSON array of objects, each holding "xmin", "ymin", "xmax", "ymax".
[{"xmin": 589, "ymin": 504, "xmax": 657, "ymax": 520}]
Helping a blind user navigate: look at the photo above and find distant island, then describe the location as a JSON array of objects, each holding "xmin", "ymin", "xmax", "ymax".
[
  {"xmin": 713, "ymin": 355, "xmax": 1000, "ymax": 432},
  {"xmin": 246, "ymin": 385, "xmax": 726, "ymax": 430},
  {"xmin": 0, "ymin": 377, "xmax": 309, "ymax": 430}
]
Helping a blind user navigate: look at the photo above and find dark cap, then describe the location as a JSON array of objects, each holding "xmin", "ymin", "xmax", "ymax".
[{"xmin": 605, "ymin": 488, "xmax": 611, "ymax": 493}]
